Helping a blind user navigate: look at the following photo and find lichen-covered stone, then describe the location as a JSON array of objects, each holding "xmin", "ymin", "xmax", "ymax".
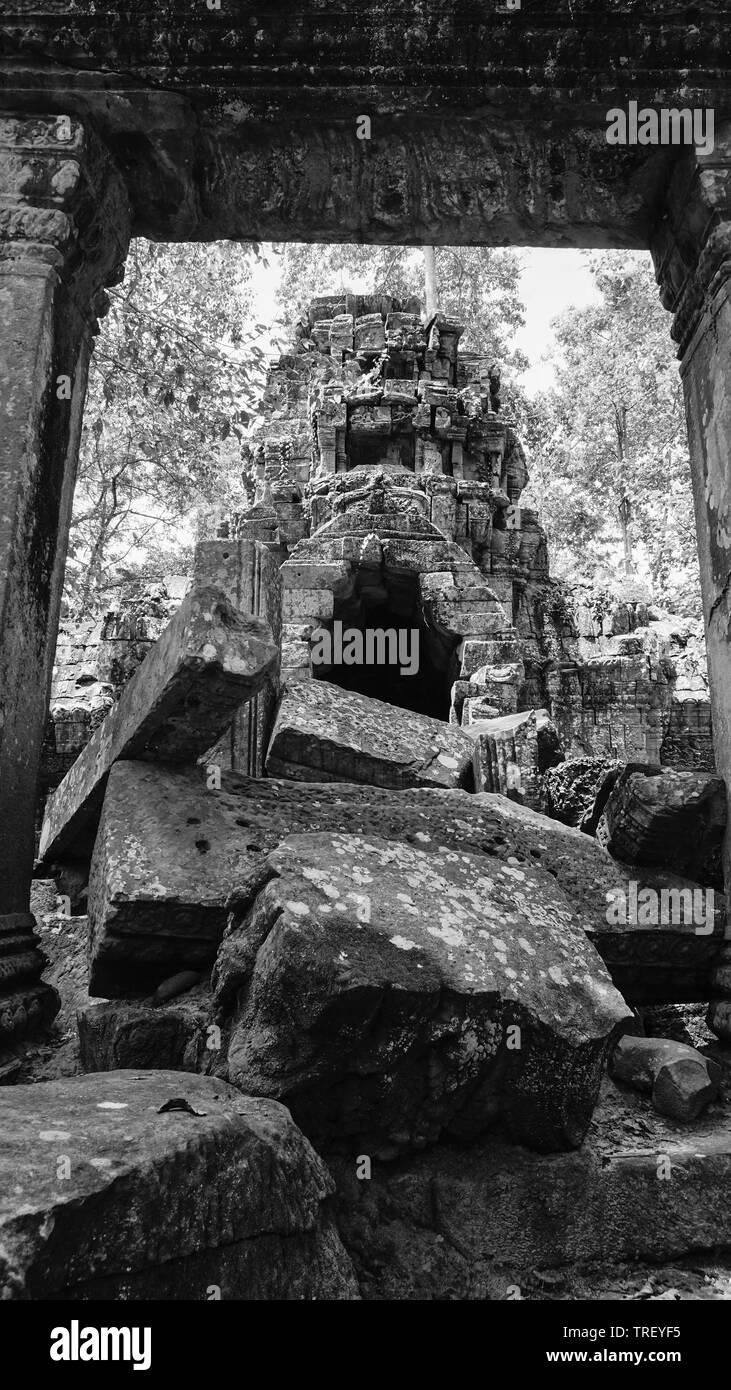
[
  {"xmin": 266, "ymin": 678, "xmax": 474, "ymax": 790},
  {"xmin": 40, "ymin": 585, "xmax": 278, "ymax": 862},
  {"xmin": 220, "ymin": 831, "xmax": 630, "ymax": 1156},
  {"xmin": 86, "ymin": 761, "xmax": 726, "ymax": 1005},
  {"xmin": 0, "ymin": 1070, "xmax": 358, "ymax": 1300}
]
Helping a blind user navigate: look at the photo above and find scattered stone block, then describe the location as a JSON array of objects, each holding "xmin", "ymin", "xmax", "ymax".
[
  {"xmin": 460, "ymin": 640, "xmax": 522, "ymax": 678},
  {"xmin": 40, "ymin": 586, "xmax": 278, "ymax": 861},
  {"xmin": 265, "ymin": 679, "xmax": 474, "ymax": 790},
  {"xmin": 0, "ymin": 1071, "xmax": 358, "ymax": 1300},
  {"xmin": 354, "ymin": 313, "xmax": 385, "ymax": 351},
  {"xmin": 461, "ymin": 697, "xmax": 501, "ymax": 725},
  {"xmin": 78, "ymin": 995, "xmax": 213, "ymax": 1073},
  {"xmin": 596, "ymin": 767, "xmax": 726, "ymax": 876},
  {"xmin": 193, "ymin": 539, "xmax": 282, "ymax": 778},
  {"xmin": 610, "ymin": 1035, "xmax": 721, "ymax": 1121}
]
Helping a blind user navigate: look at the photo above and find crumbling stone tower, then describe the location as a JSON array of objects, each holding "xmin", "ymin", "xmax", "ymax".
[
  {"xmin": 201, "ymin": 291, "xmax": 710, "ymax": 789},
  {"xmin": 214, "ymin": 292, "xmax": 541, "ymax": 738}
]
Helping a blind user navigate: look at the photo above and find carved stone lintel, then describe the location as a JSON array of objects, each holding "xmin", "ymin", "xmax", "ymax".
[
  {"xmin": 652, "ymin": 125, "xmax": 731, "ymax": 356},
  {"xmin": 0, "ymin": 113, "xmax": 130, "ymax": 319}
]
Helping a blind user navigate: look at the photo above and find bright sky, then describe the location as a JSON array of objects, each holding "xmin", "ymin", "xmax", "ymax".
[
  {"xmin": 249, "ymin": 245, "xmax": 603, "ymax": 397},
  {"xmin": 514, "ymin": 249, "xmax": 601, "ymax": 395}
]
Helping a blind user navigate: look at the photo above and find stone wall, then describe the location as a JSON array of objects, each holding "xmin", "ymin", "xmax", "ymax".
[{"xmin": 515, "ymin": 582, "xmax": 713, "ymax": 769}]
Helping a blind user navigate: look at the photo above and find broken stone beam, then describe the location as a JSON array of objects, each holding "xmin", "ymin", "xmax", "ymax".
[{"xmin": 40, "ymin": 586, "xmax": 278, "ymax": 862}]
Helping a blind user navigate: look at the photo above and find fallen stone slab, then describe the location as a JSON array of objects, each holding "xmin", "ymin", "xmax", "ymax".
[
  {"xmin": 86, "ymin": 761, "xmax": 726, "ymax": 1003},
  {"xmin": 40, "ymin": 585, "xmax": 278, "ymax": 862},
  {"xmin": 596, "ymin": 766, "xmax": 726, "ymax": 877},
  {"xmin": 0, "ymin": 1070, "xmax": 357, "ymax": 1300},
  {"xmin": 466, "ymin": 708, "xmax": 563, "ymax": 809},
  {"xmin": 610, "ymin": 1034, "xmax": 721, "ymax": 1122},
  {"xmin": 220, "ymin": 831, "xmax": 630, "ymax": 1156},
  {"xmin": 265, "ymin": 678, "xmax": 474, "ymax": 790}
]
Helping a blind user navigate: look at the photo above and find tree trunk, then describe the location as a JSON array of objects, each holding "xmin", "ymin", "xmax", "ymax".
[{"xmin": 423, "ymin": 246, "xmax": 438, "ymax": 317}]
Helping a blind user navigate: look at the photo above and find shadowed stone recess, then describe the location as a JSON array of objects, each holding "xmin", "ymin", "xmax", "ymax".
[{"xmin": 328, "ymin": 1065, "xmax": 731, "ymax": 1299}]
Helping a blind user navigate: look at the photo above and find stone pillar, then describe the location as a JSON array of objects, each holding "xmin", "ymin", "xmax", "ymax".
[
  {"xmin": 0, "ymin": 114, "xmax": 130, "ymax": 1036},
  {"xmin": 652, "ymin": 125, "xmax": 731, "ymax": 1034},
  {"xmin": 652, "ymin": 128, "xmax": 731, "ymax": 856}
]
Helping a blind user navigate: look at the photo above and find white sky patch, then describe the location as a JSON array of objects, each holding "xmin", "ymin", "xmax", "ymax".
[{"xmin": 514, "ymin": 249, "xmax": 602, "ymax": 396}]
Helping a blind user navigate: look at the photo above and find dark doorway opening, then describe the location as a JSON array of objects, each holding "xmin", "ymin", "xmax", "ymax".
[{"xmin": 313, "ymin": 567, "xmax": 460, "ymax": 720}]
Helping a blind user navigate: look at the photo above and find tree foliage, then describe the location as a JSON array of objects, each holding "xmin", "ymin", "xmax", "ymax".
[
  {"xmin": 66, "ymin": 239, "xmax": 266, "ymax": 615},
  {"xmin": 524, "ymin": 252, "xmax": 701, "ymax": 618},
  {"xmin": 69, "ymin": 241, "xmax": 702, "ymax": 626}
]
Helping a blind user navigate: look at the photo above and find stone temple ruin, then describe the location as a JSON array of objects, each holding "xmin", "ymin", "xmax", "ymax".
[
  {"xmin": 3, "ymin": 289, "xmax": 730, "ymax": 1300},
  {"xmin": 3, "ymin": 1, "xmax": 731, "ymax": 1304}
]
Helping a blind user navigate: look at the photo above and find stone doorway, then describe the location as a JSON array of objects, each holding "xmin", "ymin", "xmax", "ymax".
[{"xmin": 311, "ymin": 564, "xmax": 460, "ymax": 720}]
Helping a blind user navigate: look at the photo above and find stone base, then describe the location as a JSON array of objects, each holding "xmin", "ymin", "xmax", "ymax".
[
  {"xmin": 330, "ymin": 1060, "xmax": 731, "ymax": 1299},
  {"xmin": 0, "ymin": 912, "xmax": 60, "ymax": 1043}
]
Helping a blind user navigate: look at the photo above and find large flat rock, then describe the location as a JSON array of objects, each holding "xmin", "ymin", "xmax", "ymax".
[
  {"xmin": 0, "ymin": 1070, "xmax": 357, "ymax": 1300},
  {"xmin": 86, "ymin": 762, "xmax": 725, "ymax": 1003},
  {"xmin": 265, "ymin": 678, "xmax": 474, "ymax": 789},
  {"xmin": 40, "ymin": 585, "xmax": 278, "ymax": 862},
  {"xmin": 220, "ymin": 831, "xmax": 630, "ymax": 1156}
]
